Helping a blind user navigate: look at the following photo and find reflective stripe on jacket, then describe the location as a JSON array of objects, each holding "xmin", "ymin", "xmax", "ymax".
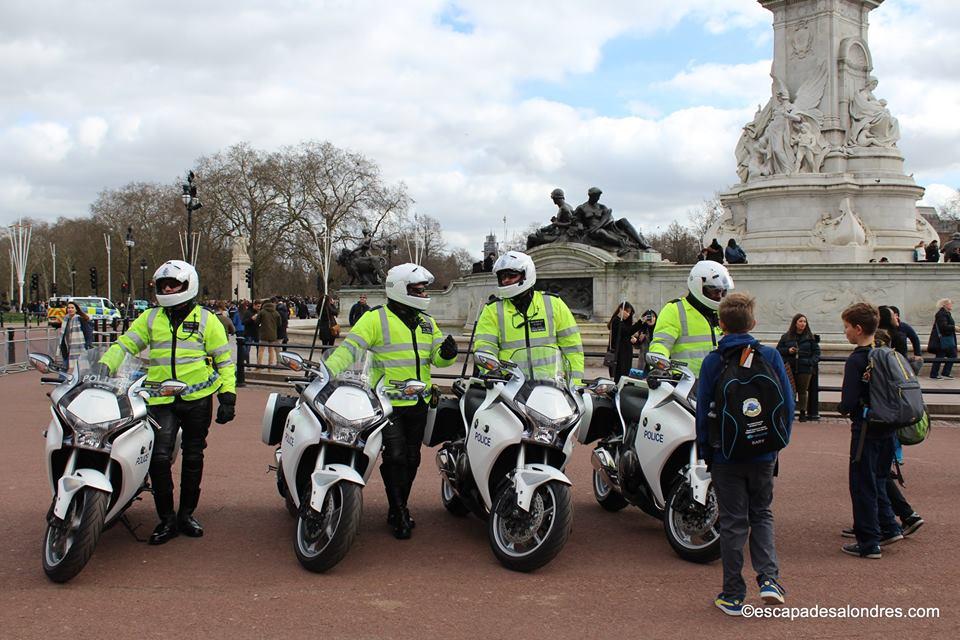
[
  {"xmin": 324, "ymin": 306, "xmax": 455, "ymax": 406},
  {"xmin": 473, "ymin": 291, "xmax": 584, "ymax": 383},
  {"xmin": 648, "ymin": 298, "xmax": 719, "ymax": 376},
  {"xmin": 100, "ymin": 305, "xmax": 236, "ymax": 405}
]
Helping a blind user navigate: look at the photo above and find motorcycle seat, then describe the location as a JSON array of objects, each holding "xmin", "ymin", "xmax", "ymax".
[
  {"xmin": 619, "ymin": 384, "xmax": 649, "ymax": 426},
  {"xmin": 463, "ymin": 386, "xmax": 486, "ymax": 427}
]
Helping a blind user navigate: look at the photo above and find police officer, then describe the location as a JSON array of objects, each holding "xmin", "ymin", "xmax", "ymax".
[
  {"xmin": 473, "ymin": 251, "xmax": 584, "ymax": 383},
  {"xmin": 325, "ymin": 263, "xmax": 458, "ymax": 539},
  {"xmin": 99, "ymin": 260, "xmax": 236, "ymax": 545},
  {"xmin": 648, "ymin": 261, "xmax": 734, "ymax": 375}
]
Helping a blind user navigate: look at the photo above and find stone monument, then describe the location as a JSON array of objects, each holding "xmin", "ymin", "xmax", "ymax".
[
  {"xmin": 230, "ymin": 236, "xmax": 251, "ymax": 300},
  {"xmin": 714, "ymin": 0, "xmax": 939, "ymax": 263},
  {"xmin": 336, "ymin": 229, "xmax": 387, "ymax": 286}
]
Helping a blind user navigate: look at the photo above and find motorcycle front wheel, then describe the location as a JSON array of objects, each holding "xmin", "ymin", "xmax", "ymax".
[
  {"xmin": 294, "ymin": 483, "xmax": 362, "ymax": 573},
  {"xmin": 42, "ymin": 487, "xmax": 110, "ymax": 583},
  {"xmin": 488, "ymin": 481, "xmax": 572, "ymax": 572},
  {"xmin": 663, "ymin": 477, "xmax": 721, "ymax": 564}
]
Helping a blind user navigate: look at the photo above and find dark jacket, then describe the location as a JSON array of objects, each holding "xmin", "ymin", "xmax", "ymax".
[
  {"xmin": 776, "ymin": 331, "xmax": 821, "ymax": 375},
  {"xmin": 704, "ymin": 242, "xmax": 724, "ymax": 264},
  {"xmin": 276, "ymin": 302, "xmax": 289, "ymax": 339},
  {"xmin": 607, "ymin": 316, "xmax": 643, "ymax": 380},
  {"xmin": 900, "ymin": 320, "xmax": 921, "ymax": 356},
  {"xmin": 925, "ymin": 243, "xmax": 941, "ymax": 263},
  {"xmin": 242, "ymin": 307, "xmax": 259, "ymax": 340},
  {"xmin": 258, "ymin": 302, "xmax": 282, "ymax": 342},
  {"xmin": 941, "ymin": 234, "xmax": 960, "ymax": 262},
  {"xmin": 724, "ymin": 245, "xmax": 747, "ymax": 264},
  {"xmin": 349, "ymin": 301, "xmax": 370, "ymax": 326},
  {"xmin": 696, "ymin": 332, "xmax": 794, "ymax": 465},
  {"xmin": 839, "ymin": 345, "xmax": 872, "ymax": 431},
  {"xmin": 928, "ymin": 307, "xmax": 956, "ymax": 353}
]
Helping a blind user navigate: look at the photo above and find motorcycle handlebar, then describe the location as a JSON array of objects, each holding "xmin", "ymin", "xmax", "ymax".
[{"xmin": 41, "ymin": 376, "xmax": 63, "ymax": 383}]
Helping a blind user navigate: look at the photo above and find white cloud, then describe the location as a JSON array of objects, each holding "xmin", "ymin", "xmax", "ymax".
[
  {"xmin": 920, "ymin": 184, "xmax": 959, "ymax": 209},
  {"xmin": 0, "ymin": 0, "xmax": 956, "ymax": 260}
]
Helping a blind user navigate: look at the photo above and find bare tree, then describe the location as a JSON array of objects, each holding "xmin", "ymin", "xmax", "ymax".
[{"xmin": 688, "ymin": 193, "xmax": 726, "ymax": 247}]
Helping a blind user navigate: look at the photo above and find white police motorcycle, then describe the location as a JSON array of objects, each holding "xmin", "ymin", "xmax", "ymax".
[
  {"xmin": 426, "ymin": 346, "xmax": 582, "ymax": 572},
  {"xmin": 30, "ymin": 347, "xmax": 187, "ymax": 582},
  {"xmin": 578, "ymin": 353, "xmax": 719, "ymax": 563},
  {"xmin": 263, "ymin": 351, "xmax": 426, "ymax": 572}
]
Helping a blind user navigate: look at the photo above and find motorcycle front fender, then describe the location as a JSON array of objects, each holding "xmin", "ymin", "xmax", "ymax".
[
  {"xmin": 308, "ymin": 464, "xmax": 365, "ymax": 513},
  {"xmin": 514, "ymin": 464, "xmax": 571, "ymax": 513},
  {"xmin": 687, "ymin": 447, "xmax": 711, "ymax": 506},
  {"xmin": 53, "ymin": 469, "xmax": 113, "ymax": 520}
]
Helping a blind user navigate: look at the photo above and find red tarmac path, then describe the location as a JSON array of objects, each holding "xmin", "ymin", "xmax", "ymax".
[{"xmin": 1, "ymin": 374, "xmax": 958, "ymax": 639}]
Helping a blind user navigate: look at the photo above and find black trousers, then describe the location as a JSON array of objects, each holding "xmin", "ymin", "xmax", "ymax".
[
  {"xmin": 380, "ymin": 401, "xmax": 428, "ymax": 511},
  {"xmin": 148, "ymin": 396, "xmax": 213, "ymax": 519}
]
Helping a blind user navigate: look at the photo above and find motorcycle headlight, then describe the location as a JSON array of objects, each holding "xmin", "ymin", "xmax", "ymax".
[
  {"xmin": 60, "ymin": 409, "xmax": 132, "ymax": 449},
  {"xmin": 520, "ymin": 405, "xmax": 579, "ymax": 447},
  {"xmin": 321, "ymin": 406, "xmax": 365, "ymax": 445}
]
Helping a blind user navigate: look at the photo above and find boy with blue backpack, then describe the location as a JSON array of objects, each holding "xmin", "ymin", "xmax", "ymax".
[{"xmin": 696, "ymin": 292, "xmax": 794, "ymax": 616}]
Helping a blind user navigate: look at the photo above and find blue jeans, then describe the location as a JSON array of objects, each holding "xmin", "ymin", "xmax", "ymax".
[{"xmin": 849, "ymin": 428, "xmax": 900, "ymax": 548}]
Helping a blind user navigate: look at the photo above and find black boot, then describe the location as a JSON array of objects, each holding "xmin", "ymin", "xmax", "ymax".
[
  {"xmin": 799, "ymin": 410, "xmax": 807, "ymax": 422},
  {"xmin": 149, "ymin": 515, "xmax": 179, "ymax": 545},
  {"xmin": 392, "ymin": 507, "xmax": 413, "ymax": 540},
  {"xmin": 179, "ymin": 462, "xmax": 204, "ymax": 537}
]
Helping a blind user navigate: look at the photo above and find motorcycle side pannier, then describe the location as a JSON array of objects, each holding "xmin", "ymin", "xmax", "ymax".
[
  {"xmin": 580, "ymin": 394, "xmax": 618, "ymax": 444},
  {"xmin": 423, "ymin": 397, "xmax": 465, "ymax": 447},
  {"xmin": 261, "ymin": 393, "xmax": 299, "ymax": 445}
]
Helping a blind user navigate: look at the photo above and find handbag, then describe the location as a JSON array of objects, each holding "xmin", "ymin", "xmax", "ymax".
[{"xmin": 331, "ymin": 321, "xmax": 341, "ymax": 339}]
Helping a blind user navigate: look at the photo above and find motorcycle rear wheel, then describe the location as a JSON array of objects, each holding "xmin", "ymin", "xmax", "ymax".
[
  {"xmin": 663, "ymin": 477, "xmax": 721, "ymax": 564},
  {"xmin": 294, "ymin": 483, "xmax": 362, "ymax": 573},
  {"xmin": 592, "ymin": 469, "xmax": 628, "ymax": 512},
  {"xmin": 42, "ymin": 488, "xmax": 110, "ymax": 583},
  {"xmin": 489, "ymin": 481, "xmax": 572, "ymax": 572},
  {"xmin": 441, "ymin": 477, "xmax": 469, "ymax": 517}
]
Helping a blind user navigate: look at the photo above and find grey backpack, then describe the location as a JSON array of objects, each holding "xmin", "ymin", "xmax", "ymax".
[{"xmin": 866, "ymin": 347, "xmax": 926, "ymax": 427}]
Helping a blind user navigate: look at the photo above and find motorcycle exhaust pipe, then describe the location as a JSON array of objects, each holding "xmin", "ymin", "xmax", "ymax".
[{"xmin": 591, "ymin": 448, "xmax": 619, "ymax": 490}]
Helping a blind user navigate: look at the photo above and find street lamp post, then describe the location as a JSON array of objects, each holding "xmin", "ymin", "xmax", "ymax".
[
  {"xmin": 181, "ymin": 171, "xmax": 202, "ymax": 265},
  {"xmin": 124, "ymin": 226, "xmax": 135, "ymax": 317},
  {"xmin": 70, "ymin": 266, "xmax": 77, "ymax": 296},
  {"xmin": 139, "ymin": 258, "xmax": 148, "ymax": 300}
]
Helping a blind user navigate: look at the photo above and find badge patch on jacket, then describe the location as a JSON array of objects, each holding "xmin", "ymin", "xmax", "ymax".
[
  {"xmin": 419, "ymin": 320, "xmax": 432, "ymax": 334},
  {"xmin": 528, "ymin": 319, "xmax": 546, "ymax": 332},
  {"xmin": 181, "ymin": 321, "xmax": 200, "ymax": 332}
]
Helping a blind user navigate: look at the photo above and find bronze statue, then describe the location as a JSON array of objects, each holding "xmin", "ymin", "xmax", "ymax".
[
  {"xmin": 528, "ymin": 186, "xmax": 650, "ymax": 254},
  {"xmin": 338, "ymin": 230, "xmax": 386, "ymax": 286}
]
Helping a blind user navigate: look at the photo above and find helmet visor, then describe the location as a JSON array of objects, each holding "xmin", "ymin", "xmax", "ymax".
[
  {"xmin": 156, "ymin": 277, "xmax": 188, "ymax": 295},
  {"xmin": 702, "ymin": 285, "xmax": 727, "ymax": 302},
  {"xmin": 406, "ymin": 282, "xmax": 429, "ymax": 298},
  {"xmin": 497, "ymin": 269, "xmax": 523, "ymax": 287}
]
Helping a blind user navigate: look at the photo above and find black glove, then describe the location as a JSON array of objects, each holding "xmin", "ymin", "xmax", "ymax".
[
  {"xmin": 216, "ymin": 392, "xmax": 236, "ymax": 424},
  {"xmin": 439, "ymin": 334, "xmax": 458, "ymax": 360}
]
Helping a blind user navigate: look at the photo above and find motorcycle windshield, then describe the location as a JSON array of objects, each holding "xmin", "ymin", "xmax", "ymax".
[
  {"xmin": 73, "ymin": 346, "xmax": 147, "ymax": 395},
  {"xmin": 326, "ymin": 349, "xmax": 374, "ymax": 386},
  {"xmin": 502, "ymin": 346, "xmax": 568, "ymax": 384}
]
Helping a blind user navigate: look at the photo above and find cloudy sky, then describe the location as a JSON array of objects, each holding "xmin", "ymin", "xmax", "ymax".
[{"xmin": 2, "ymin": 0, "xmax": 958, "ymax": 256}]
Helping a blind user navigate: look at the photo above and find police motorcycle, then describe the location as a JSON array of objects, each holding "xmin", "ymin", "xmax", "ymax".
[
  {"xmin": 29, "ymin": 347, "xmax": 187, "ymax": 583},
  {"xmin": 577, "ymin": 352, "xmax": 720, "ymax": 563},
  {"xmin": 426, "ymin": 345, "xmax": 581, "ymax": 572},
  {"xmin": 262, "ymin": 350, "xmax": 427, "ymax": 572}
]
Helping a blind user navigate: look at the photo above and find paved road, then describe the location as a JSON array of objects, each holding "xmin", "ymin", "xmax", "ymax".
[{"xmin": 1, "ymin": 374, "xmax": 957, "ymax": 639}]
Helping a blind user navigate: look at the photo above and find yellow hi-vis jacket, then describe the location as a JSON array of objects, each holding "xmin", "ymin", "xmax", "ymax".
[
  {"xmin": 100, "ymin": 305, "xmax": 236, "ymax": 405},
  {"xmin": 324, "ymin": 305, "xmax": 455, "ymax": 407},
  {"xmin": 648, "ymin": 297, "xmax": 720, "ymax": 376},
  {"xmin": 473, "ymin": 291, "xmax": 584, "ymax": 383}
]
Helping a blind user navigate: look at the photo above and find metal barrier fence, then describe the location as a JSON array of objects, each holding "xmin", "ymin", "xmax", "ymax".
[
  {"xmin": 0, "ymin": 318, "xmax": 131, "ymax": 374},
  {"xmin": 234, "ymin": 338, "xmax": 960, "ymax": 417}
]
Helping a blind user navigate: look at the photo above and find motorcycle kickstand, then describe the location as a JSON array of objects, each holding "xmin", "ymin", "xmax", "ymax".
[{"xmin": 118, "ymin": 513, "xmax": 149, "ymax": 543}]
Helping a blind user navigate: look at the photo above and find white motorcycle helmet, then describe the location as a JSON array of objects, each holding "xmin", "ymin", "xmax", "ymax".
[
  {"xmin": 154, "ymin": 260, "xmax": 200, "ymax": 308},
  {"xmin": 687, "ymin": 261, "xmax": 734, "ymax": 311},
  {"xmin": 493, "ymin": 251, "xmax": 537, "ymax": 299},
  {"xmin": 385, "ymin": 263, "xmax": 434, "ymax": 311}
]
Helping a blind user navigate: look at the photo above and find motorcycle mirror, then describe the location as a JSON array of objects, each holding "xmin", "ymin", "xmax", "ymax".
[
  {"xmin": 400, "ymin": 380, "xmax": 428, "ymax": 397},
  {"xmin": 474, "ymin": 352, "xmax": 502, "ymax": 373},
  {"xmin": 645, "ymin": 353, "xmax": 670, "ymax": 370},
  {"xmin": 588, "ymin": 379, "xmax": 616, "ymax": 395},
  {"xmin": 157, "ymin": 380, "xmax": 189, "ymax": 397},
  {"xmin": 29, "ymin": 353, "xmax": 55, "ymax": 374},
  {"xmin": 279, "ymin": 351, "xmax": 305, "ymax": 372}
]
